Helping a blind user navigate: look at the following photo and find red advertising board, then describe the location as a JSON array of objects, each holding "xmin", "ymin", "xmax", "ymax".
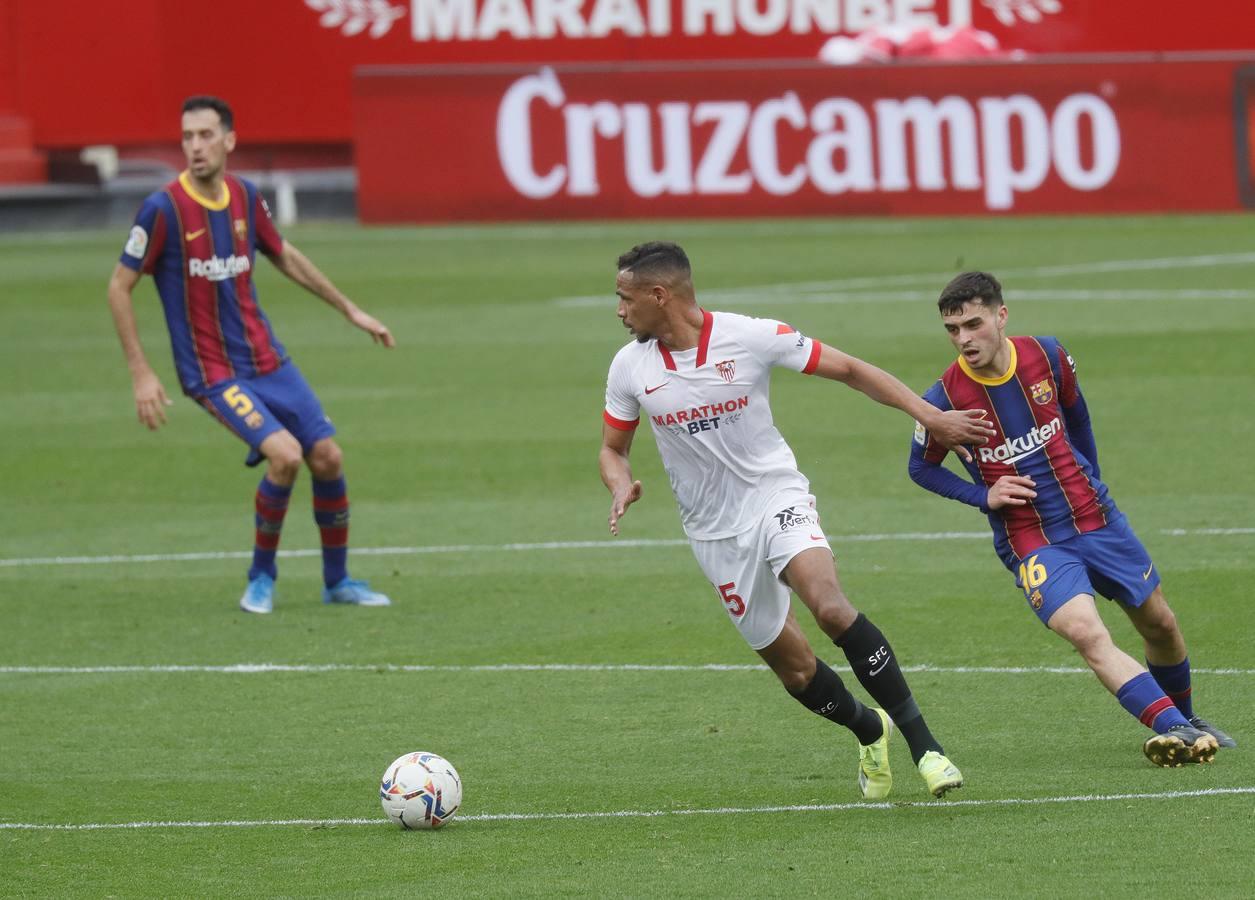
[
  {"xmin": 354, "ymin": 59, "xmax": 1251, "ymax": 221},
  {"xmin": 2, "ymin": 0, "xmax": 1254, "ymax": 146}
]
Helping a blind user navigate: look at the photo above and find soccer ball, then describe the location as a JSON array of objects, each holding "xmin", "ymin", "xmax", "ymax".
[{"xmin": 379, "ymin": 751, "xmax": 463, "ymax": 829}]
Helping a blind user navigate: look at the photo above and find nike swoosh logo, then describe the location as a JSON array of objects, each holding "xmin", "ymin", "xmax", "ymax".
[
  {"xmin": 1143, "ymin": 564, "xmax": 1154, "ymax": 580},
  {"xmin": 644, "ymin": 382, "xmax": 669, "ymax": 395},
  {"xmin": 869, "ymin": 660, "xmax": 891, "ymax": 676},
  {"xmin": 810, "ymin": 534, "xmax": 825, "ymax": 541},
  {"xmin": 185, "ymin": 228, "xmax": 206, "ymax": 240}
]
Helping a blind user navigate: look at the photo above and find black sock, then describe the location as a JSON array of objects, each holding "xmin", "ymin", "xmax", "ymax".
[
  {"xmin": 787, "ymin": 658, "xmax": 884, "ymax": 746},
  {"xmin": 835, "ymin": 613, "xmax": 942, "ymax": 764}
]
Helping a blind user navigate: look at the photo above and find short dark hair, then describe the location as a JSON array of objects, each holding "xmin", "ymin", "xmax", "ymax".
[
  {"xmin": 182, "ymin": 95, "xmax": 234, "ymax": 131},
  {"xmin": 938, "ymin": 271, "xmax": 1003, "ymax": 315},
  {"xmin": 617, "ymin": 241, "xmax": 691, "ymax": 283}
]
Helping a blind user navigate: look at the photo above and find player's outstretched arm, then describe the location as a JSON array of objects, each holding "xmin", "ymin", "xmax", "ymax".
[
  {"xmin": 810, "ymin": 342, "xmax": 994, "ymax": 462},
  {"xmin": 107, "ymin": 263, "xmax": 172, "ymax": 430},
  {"xmin": 270, "ymin": 241, "xmax": 395, "ymax": 347},
  {"xmin": 599, "ymin": 422, "xmax": 642, "ymax": 537}
]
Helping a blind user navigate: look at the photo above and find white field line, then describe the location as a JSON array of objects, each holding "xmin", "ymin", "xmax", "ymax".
[
  {"xmin": 3, "ymin": 663, "xmax": 1253, "ymax": 676},
  {"xmin": 700, "ymin": 288, "xmax": 1255, "ymax": 308},
  {"xmin": 559, "ymin": 287, "xmax": 1255, "ymax": 308},
  {"xmin": 554, "ymin": 251, "xmax": 1255, "ymax": 307},
  {"xmin": 1, "ymin": 527, "xmax": 1250, "ymax": 570},
  {"xmin": 2, "ymin": 787, "xmax": 1252, "ymax": 831}
]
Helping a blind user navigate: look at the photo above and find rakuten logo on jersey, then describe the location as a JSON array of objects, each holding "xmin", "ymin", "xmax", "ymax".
[
  {"xmin": 980, "ymin": 417, "xmax": 1061, "ymax": 465},
  {"xmin": 188, "ymin": 255, "xmax": 251, "ymax": 281},
  {"xmin": 497, "ymin": 68, "xmax": 1120, "ymax": 210}
]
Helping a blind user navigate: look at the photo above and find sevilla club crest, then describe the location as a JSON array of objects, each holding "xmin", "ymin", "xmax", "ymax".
[
  {"xmin": 715, "ymin": 359, "xmax": 736, "ymax": 383},
  {"xmin": 1030, "ymin": 380, "xmax": 1053, "ymax": 405}
]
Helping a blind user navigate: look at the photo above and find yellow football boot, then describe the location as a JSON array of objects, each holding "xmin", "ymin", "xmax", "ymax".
[
  {"xmin": 917, "ymin": 750, "xmax": 964, "ymax": 798},
  {"xmin": 857, "ymin": 708, "xmax": 894, "ymax": 800}
]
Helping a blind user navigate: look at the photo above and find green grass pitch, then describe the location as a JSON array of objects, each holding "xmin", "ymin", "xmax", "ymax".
[{"xmin": 1, "ymin": 215, "xmax": 1253, "ymax": 897}]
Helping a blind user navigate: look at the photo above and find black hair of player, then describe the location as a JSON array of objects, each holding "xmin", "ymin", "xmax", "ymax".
[
  {"xmin": 182, "ymin": 95, "xmax": 234, "ymax": 132},
  {"xmin": 938, "ymin": 271, "xmax": 1003, "ymax": 315},
  {"xmin": 617, "ymin": 241, "xmax": 691, "ymax": 283}
]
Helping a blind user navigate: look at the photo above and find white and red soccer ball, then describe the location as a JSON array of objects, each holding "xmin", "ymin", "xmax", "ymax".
[{"xmin": 379, "ymin": 751, "xmax": 462, "ymax": 830}]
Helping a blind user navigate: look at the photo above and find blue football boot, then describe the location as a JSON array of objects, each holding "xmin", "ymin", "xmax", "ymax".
[
  {"xmin": 240, "ymin": 573, "xmax": 275, "ymax": 614},
  {"xmin": 322, "ymin": 577, "xmax": 391, "ymax": 607}
]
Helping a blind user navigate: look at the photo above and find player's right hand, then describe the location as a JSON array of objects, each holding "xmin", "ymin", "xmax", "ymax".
[
  {"xmin": 930, "ymin": 408, "xmax": 996, "ymax": 462},
  {"xmin": 987, "ymin": 475, "xmax": 1036, "ymax": 510},
  {"xmin": 608, "ymin": 480, "xmax": 643, "ymax": 536},
  {"xmin": 132, "ymin": 370, "xmax": 173, "ymax": 430}
]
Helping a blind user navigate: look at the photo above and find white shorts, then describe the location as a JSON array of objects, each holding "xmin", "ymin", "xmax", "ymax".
[{"xmin": 689, "ymin": 493, "xmax": 834, "ymax": 651}]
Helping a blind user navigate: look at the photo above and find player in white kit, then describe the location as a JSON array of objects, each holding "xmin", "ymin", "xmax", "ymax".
[{"xmin": 599, "ymin": 243, "xmax": 996, "ymax": 799}]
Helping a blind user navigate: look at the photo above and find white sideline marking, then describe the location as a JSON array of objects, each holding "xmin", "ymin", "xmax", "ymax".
[
  {"xmin": 555, "ymin": 251, "xmax": 1255, "ymax": 307},
  {"xmin": 559, "ymin": 287, "xmax": 1255, "ymax": 308},
  {"xmin": 1160, "ymin": 527, "xmax": 1255, "ymax": 536},
  {"xmin": 3, "ymin": 787, "xmax": 1252, "ymax": 831},
  {"xmin": 0, "ymin": 538, "xmax": 687, "ymax": 568},
  {"xmin": 702, "ymin": 289, "xmax": 1255, "ymax": 308},
  {"xmin": 2, "ymin": 663, "xmax": 1252, "ymax": 676},
  {"xmin": 1, "ymin": 527, "xmax": 1249, "ymax": 570}
]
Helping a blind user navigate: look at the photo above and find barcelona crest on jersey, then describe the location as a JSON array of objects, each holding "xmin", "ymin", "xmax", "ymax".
[{"xmin": 1030, "ymin": 379, "xmax": 1053, "ymax": 405}]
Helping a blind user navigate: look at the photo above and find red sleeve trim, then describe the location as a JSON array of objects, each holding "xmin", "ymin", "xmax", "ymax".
[
  {"xmin": 603, "ymin": 410, "xmax": 639, "ymax": 431},
  {"xmin": 801, "ymin": 339, "xmax": 823, "ymax": 374}
]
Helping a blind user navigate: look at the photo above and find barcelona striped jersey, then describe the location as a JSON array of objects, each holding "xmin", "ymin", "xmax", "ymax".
[
  {"xmin": 908, "ymin": 335, "xmax": 1116, "ymax": 568},
  {"xmin": 119, "ymin": 171, "xmax": 287, "ymax": 396}
]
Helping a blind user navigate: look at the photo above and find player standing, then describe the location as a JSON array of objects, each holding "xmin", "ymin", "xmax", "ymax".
[
  {"xmin": 599, "ymin": 242, "xmax": 997, "ymax": 799},
  {"xmin": 908, "ymin": 271, "xmax": 1233, "ymax": 766},
  {"xmin": 106, "ymin": 96, "xmax": 395, "ymax": 614}
]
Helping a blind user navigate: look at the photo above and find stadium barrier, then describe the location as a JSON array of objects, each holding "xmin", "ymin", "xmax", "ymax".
[
  {"xmin": 3, "ymin": 1, "xmax": 1254, "ymax": 148},
  {"xmin": 354, "ymin": 57, "xmax": 1255, "ymax": 222}
]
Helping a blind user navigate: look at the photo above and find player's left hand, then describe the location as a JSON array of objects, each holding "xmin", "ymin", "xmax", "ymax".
[
  {"xmin": 608, "ymin": 480, "xmax": 643, "ymax": 536},
  {"xmin": 929, "ymin": 408, "xmax": 995, "ymax": 463},
  {"xmin": 348, "ymin": 309, "xmax": 396, "ymax": 347}
]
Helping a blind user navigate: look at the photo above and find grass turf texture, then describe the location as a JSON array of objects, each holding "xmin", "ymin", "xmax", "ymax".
[{"xmin": 2, "ymin": 215, "xmax": 1253, "ymax": 897}]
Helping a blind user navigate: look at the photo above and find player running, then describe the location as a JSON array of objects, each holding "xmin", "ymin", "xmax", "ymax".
[
  {"xmin": 908, "ymin": 271, "xmax": 1233, "ymax": 766},
  {"xmin": 599, "ymin": 242, "xmax": 997, "ymax": 799},
  {"xmin": 106, "ymin": 95, "xmax": 395, "ymax": 614}
]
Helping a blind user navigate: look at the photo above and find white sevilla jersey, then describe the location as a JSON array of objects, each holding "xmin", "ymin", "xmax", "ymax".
[{"xmin": 604, "ymin": 309, "xmax": 822, "ymax": 540}]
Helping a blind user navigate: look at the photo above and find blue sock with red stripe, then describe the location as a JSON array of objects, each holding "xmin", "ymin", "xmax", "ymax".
[
  {"xmin": 312, "ymin": 476, "xmax": 349, "ymax": 588},
  {"xmin": 249, "ymin": 476, "xmax": 292, "ymax": 581},
  {"xmin": 1147, "ymin": 657, "xmax": 1194, "ymax": 719},
  {"xmin": 1116, "ymin": 671, "xmax": 1191, "ymax": 734}
]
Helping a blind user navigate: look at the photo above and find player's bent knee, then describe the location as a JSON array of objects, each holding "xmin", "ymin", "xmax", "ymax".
[
  {"xmin": 757, "ymin": 627, "xmax": 817, "ymax": 693},
  {"xmin": 813, "ymin": 598, "xmax": 858, "ymax": 639},
  {"xmin": 307, "ymin": 439, "xmax": 343, "ymax": 479},
  {"xmin": 1056, "ymin": 619, "xmax": 1113, "ymax": 660},
  {"xmin": 773, "ymin": 662, "xmax": 816, "ymax": 694},
  {"xmin": 1146, "ymin": 604, "xmax": 1179, "ymax": 638},
  {"xmin": 260, "ymin": 433, "xmax": 304, "ymax": 479}
]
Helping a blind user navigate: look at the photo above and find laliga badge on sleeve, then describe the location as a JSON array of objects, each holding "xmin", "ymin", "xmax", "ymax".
[
  {"xmin": 124, "ymin": 225, "xmax": 148, "ymax": 259},
  {"xmin": 913, "ymin": 420, "xmax": 927, "ymax": 446}
]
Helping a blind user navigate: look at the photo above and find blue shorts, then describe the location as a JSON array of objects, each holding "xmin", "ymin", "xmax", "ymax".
[
  {"xmin": 1010, "ymin": 515, "xmax": 1161, "ymax": 626},
  {"xmin": 197, "ymin": 362, "xmax": 336, "ymax": 467}
]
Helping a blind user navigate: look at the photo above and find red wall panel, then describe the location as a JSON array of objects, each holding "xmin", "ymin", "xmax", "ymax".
[
  {"xmin": 1, "ymin": 0, "xmax": 1253, "ymax": 147},
  {"xmin": 354, "ymin": 59, "xmax": 1249, "ymax": 221}
]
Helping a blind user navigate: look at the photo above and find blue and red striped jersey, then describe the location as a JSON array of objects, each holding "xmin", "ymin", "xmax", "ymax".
[
  {"xmin": 910, "ymin": 335, "xmax": 1116, "ymax": 565},
  {"xmin": 119, "ymin": 171, "xmax": 287, "ymax": 396}
]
